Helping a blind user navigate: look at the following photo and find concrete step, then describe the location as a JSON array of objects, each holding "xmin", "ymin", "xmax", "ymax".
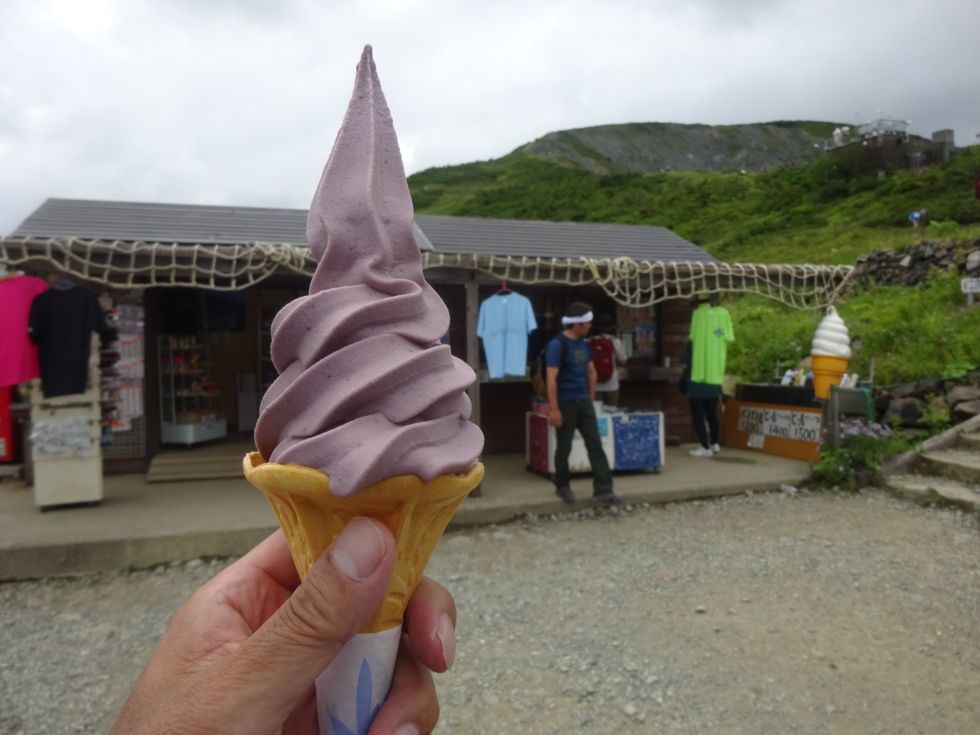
[
  {"xmin": 960, "ymin": 432, "xmax": 980, "ymax": 450},
  {"xmin": 920, "ymin": 448, "xmax": 980, "ymax": 486},
  {"xmin": 885, "ymin": 473, "xmax": 980, "ymax": 511},
  {"xmin": 148, "ymin": 469, "xmax": 244, "ymax": 483}
]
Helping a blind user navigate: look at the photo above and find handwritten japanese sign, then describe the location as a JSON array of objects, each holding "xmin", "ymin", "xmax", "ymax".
[{"xmin": 737, "ymin": 406, "xmax": 822, "ymax": 444}]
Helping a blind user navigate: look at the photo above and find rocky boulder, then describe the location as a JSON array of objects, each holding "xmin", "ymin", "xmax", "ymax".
[
  {"xmin": 945, "ymin": 385, "xmax": 980, "ymax": 407},
  {"xmin": 875, "ymin": 370, "xmax": 980, "ymax": 429},
  {"xmin": 883, "ymin": 397, "xmax": 926, "ymax": 427},
  {"xmin": 952, "ymin": 400, "xmax": 980, "ymax": 424}
]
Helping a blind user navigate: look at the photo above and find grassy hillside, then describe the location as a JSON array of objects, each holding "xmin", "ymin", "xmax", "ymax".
[
  {"xmin": 410, "ymin": 146, "xmax": 980, "ymax": 264},
  {"xmin": 410, "ymin": 145, "xmax": 980, "ymax": 385}
]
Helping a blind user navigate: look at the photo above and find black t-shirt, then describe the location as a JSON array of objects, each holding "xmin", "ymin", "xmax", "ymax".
[{"xmin": 28, "ymin": 285, "xmax": 115, "ymax": 398}]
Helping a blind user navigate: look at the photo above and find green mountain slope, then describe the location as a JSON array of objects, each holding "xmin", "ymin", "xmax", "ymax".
[{"xmin": 410, "ymin": 143, "xmax": 980, "ymax": 265}]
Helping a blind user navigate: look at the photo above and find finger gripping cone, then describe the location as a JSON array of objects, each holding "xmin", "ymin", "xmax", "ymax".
[{"xmin": 243, "ymin": 452, "xmax": 483, "ymax": 634}]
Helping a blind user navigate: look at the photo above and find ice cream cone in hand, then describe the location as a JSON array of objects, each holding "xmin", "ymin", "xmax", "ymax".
[
  {"xmin": 810, "ymin": 306, "xmax": 851, "ymax": 399},
  {"xmin": 245, "ymin": 45, "xmax": 484, "ymax": 735},
  {"xmin": 243, "ymin": 452, "xmax": 482, "ymax": 633}
]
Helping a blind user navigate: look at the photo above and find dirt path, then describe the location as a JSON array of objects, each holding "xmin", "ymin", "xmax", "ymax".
[{"xmin": 2, "ymin": 489, "xmax": 978, "ymax": 734}]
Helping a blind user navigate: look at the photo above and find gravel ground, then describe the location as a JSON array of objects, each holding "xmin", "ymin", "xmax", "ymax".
[{"xmin": 2, "ymin": 489, "xmax": 978, "ymax": 734}]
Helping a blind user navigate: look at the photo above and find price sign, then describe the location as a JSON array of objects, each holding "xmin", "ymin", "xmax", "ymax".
[
  {"xmin": 961, "ymin": 277, "xmax": 980, "ymax": 294},
  {"xmin": 738, "ymin": 406, "xmax": 822, "ymax": 444}
]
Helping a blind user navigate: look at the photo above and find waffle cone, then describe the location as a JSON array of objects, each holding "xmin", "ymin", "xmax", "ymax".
[{"xmin": 243, "ymin": 451, "xmax": 483, "ymax": 633}]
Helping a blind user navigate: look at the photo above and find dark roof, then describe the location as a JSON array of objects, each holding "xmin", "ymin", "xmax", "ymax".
[
  {"xmin": 416, "ymin": 214, "xmax": 715, "ymax": 262},
  {"xmin": 12, "ymin": 198, "xmax": 716, "ymax": 263}
]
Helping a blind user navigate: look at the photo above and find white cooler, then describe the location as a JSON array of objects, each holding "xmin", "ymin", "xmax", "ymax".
[{"xmin": 526, "ymin": 409, "xmax": 615, "ymax": 475}]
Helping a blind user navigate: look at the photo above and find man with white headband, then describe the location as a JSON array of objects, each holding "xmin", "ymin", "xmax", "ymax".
[{"xmin": 545, "ymin": 302, "xmax": 620, "ymax": 506}]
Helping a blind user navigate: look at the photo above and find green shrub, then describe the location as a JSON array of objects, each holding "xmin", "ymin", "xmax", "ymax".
[
  {"xmin": 811, "ymin": 428, "xmax": 911, "ymax": 490},
  {"xmin": 928, "ymin": 219, "xmax": 960, "ymax": 238},
  {"xmin": 920, "ymin": 394, "xmax": 951, "ymax": 433}
]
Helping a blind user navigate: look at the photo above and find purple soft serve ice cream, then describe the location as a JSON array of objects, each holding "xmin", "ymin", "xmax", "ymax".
[{"xmin": 254, "ymin": 46, "xmax": 483, "ymax": 496}]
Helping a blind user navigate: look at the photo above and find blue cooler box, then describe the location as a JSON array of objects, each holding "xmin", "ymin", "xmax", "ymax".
[{"xmin": 611, "ymin": 412, "xmax": 664, "ymax": 471}]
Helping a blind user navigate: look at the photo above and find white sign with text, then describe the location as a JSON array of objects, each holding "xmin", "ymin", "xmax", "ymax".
[{"xmin": 738, "ymin": 406, "xmax": 822, "ymax": 443}]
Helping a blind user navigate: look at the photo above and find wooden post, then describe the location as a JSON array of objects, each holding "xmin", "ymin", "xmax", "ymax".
[{"xmin": 464, "ymin": 276, "xmax": 482, "ymax": 496}]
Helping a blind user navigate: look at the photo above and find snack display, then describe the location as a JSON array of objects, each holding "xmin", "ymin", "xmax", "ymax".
[
  {"xmin": 810, "ymin": 305, "xmax": 851, "ymax": 399},
  {"xmin": 243, "ymin": 45, "xmax": 484, "ymax": 734}
]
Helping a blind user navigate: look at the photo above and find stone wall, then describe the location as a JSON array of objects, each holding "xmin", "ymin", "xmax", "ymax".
[
  {"xmin": 852, "ymin": 238, "xmax": 980, "ymax": 428},
  {"xmin": 874, "ymin": 371, "xmax": 980, "ymax": 428},
  {"xmin": 853, "ymin": 238, "xmax": 980, "ymax": 287}
]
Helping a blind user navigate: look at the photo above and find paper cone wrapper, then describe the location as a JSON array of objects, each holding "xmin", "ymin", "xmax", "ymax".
[
  {"xmin": 811, "ymin": 354, "xmax": 849, "ymax": 400},
  {"xmin": 243, "ymin": 452, "xmax": 482, "ymax": 735}
]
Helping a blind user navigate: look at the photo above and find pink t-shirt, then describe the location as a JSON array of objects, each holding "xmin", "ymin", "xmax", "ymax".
[{"xmin": 0, "ymin": 275, "xmax": 48, "ymax": 387}]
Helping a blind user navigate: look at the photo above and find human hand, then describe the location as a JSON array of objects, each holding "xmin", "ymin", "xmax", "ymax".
[
  {"xmin": 111, "ymin": 520, "xmax": 455, "ymax": 734},
  {"xmin": 548, "ymin": 408, "xmax": 563, "ymax": 427}
]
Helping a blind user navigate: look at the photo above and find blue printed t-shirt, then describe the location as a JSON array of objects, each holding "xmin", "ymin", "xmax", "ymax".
[
  {"xmin": 545, "ymin": 335, "xmax": 592, "ymax": 401},
  {"xmin": 476, "ymin": 293, "xmax": 538, "ymax": 379}
]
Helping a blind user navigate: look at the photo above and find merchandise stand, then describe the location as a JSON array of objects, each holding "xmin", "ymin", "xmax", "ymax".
[
  {"xmin": 28, "ymin": 337, "xmax": 103, "ymax": 508},
  {"xmin": 526, "ymin": 407, "xmax": 664, "ymax": 475}
]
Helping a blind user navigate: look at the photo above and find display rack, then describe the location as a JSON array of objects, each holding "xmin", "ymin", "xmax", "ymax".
[
  {"xmin": 158, "ymin": 335, "xmax": 227, "ymax": 445},
  {"xmin": 29, "ymin": 335, "xmax": 103, "ymax": 508},
  {"xmin": 102, "ymin": 302, "xmax": 147, "ymax": 459}
]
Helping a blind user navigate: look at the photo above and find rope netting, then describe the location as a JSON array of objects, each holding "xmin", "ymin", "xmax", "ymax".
[
  {"xmin": 0, "ymin": 237, "xmax": 313, "ymax": 289},
  {"xmin": 423, "ymin": 252, "xmax": 855, "ymax": 310},
  {"xmin": 1, "ymin": 236, "xmax": 854, "ymax": 309}
]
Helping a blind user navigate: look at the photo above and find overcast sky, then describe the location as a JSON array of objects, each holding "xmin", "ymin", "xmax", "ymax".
[{"xmin": 2, "ymin": 0, "xmax": 978, "ymax": 233}]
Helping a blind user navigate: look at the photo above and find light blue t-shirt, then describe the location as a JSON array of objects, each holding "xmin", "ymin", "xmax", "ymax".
[{"xmin": 477, "ymin": 292, "xmax": 538, "ymax": 379}]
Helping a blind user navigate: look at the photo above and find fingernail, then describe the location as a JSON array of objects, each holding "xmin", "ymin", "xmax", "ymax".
[
  {"xmin": 392, "ymin": 725, "xmax": 419, "ymax": 735},
  {"xmin": 328, "ymin": 517, "xmax": 386, "ymax": 580},
  {"xmin": 436, "ymin": 613, "xmax": 456, "ymax": 669}
]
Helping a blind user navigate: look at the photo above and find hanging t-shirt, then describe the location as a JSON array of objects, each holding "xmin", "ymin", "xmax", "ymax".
[
  {"xmin": 477, "ymin": 292, "xmax": 538, "ymax": 379},
  {"xmin": 688, "ymin": 304, "xmax": 734, "ymax": 385},
  {"xmin": 28, "ymin": 283, "xmax": 116, "ymax": 398},
  {"xmin": 0, "ymin": 275, "xmax": 48, "ymax": 387}
]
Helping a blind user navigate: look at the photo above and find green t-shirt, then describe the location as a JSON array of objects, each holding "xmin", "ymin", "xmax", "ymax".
[{"xmin": 689, "ymin": 304, "xmax": 734, "ymax": 385}]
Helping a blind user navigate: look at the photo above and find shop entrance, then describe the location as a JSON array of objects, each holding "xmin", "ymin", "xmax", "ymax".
[{"xmin": 145, "ymin": 281, "xmax": 305, "ymax": 478}]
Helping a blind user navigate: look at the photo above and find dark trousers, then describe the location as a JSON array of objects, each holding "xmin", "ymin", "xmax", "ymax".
[
  {"xmin": 689, "ymin": 397, "xmax": 720, "ymax": 449},
  {"xmin": 554, "ymin": 399, "xmax": 613, "ymax": 496}
]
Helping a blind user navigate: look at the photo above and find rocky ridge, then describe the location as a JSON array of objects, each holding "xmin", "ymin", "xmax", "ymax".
[{"xmin": 517, "ymin": 121, "xmax": 837, "ymax": 174}]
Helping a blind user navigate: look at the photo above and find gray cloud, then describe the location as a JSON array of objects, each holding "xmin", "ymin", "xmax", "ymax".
[{"xmin": 1, "ymin": 0, "xmax": 977, "ymax": 232}]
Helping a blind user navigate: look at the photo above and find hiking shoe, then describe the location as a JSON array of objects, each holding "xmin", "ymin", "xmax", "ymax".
[
  {"xmin": 711, "ymin": 443, "xmax": 721, "ymax": 454},
  {"xmin": 594, "ymin": 493, "xmax": 624, "ymax": 507},
  {"xmin": 555, "ymin": 485, "xmax": 574, "ymax": 504},
  {"xmin": 689, "ymin": 446, "xmax": 714, "ymax": 458}
]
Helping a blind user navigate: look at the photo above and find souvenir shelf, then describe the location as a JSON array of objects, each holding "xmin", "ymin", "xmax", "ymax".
[{"xmin": 158, "ymin": 335, "xmax": 227, "ymax": 445}]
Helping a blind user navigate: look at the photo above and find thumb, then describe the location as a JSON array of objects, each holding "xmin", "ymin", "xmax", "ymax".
[{"xmin": 207, "ymin": 517, "xmax": 396, "ymax": 730}]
